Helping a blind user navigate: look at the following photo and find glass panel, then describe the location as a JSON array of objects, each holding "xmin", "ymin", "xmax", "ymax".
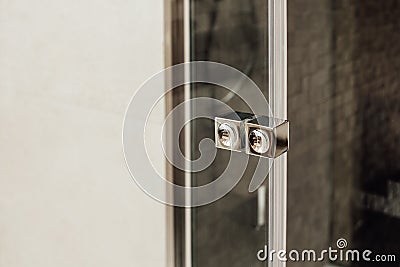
[
  {"xmin": 288, "ymin": 1, "xmax": 400, "ymax": 266},
  {"xmin": 189, "ymin": 0, "xmax": 269, "ymax": 266}
]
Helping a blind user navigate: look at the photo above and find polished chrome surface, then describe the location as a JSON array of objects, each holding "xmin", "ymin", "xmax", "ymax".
[
  {"xmin": 214, "ymin": 112, "xmax": 255, "ymax": 152},
  {"xmin": 217, "ymin": 123, "xmax": 237, "ymax": 148},
  {"xmin": 215, "ymin": 113, "xmax": 289, "ymax": 158},
  {"xmin": 214, "ymin": 119, "xmax": 242, "ymax": 151},
  {"xmin": 245, "ymin": 117, "xmax": 289, "ymax": 159},
  {"xmin": 249, "ymin": 129, "xmax": 270, "ymax": 154}
]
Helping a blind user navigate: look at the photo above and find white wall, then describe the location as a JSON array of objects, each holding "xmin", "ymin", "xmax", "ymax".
[{"xmin": 0, "ymin": 0, "xmax": 166, "ymax": 266}]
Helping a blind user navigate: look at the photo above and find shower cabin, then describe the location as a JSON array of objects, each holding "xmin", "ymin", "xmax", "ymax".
[{"xmin": 165, "ymin": 0, "xmax": 400, "ymax": 267}]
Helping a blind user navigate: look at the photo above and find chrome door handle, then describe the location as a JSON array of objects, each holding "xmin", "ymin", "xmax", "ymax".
[{"xmin": 215, "ymin": 112, "xmax": 289, "ymax": 158}]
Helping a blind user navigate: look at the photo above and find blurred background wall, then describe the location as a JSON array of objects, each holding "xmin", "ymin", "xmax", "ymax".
[
  {"xmin": 0, "ymin": 0, "xmax": 166, "ymax": 266},
  {"xmin": 287, "ymin": 1, "xmax": 400, "ymax": 266}
]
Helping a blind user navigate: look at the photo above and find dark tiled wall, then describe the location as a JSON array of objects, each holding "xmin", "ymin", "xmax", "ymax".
[
  {"xmin": 288, "ymin": 0, "xmax": 400, "ymax": 266},
  {"xmin": 287, "ymin": 1, "xmax": 335, "ymax": 262}
]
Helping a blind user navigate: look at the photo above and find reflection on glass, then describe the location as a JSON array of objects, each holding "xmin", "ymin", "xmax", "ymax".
[{"xmin": 190, "ymin": 0, "xmax": 268, "ymax": 266}]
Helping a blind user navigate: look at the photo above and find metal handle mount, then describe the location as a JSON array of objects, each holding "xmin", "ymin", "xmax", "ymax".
[{"xmin": 215, "ymin": 112, "xmax": 289, "ymax": 158}]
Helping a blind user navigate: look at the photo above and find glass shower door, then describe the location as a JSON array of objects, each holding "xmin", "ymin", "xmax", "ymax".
[
  {"xmin": 186, "ymin": 1, "xmax": 287, "ymax": 266},
  {"xmin": 190, "ymin": 0, "xmax": 270, "ymax": 265}
]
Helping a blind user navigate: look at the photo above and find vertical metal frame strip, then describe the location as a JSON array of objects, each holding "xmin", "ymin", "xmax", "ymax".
[
  {"xmin": 183, "ymin": 0, "xmax": 192, "ymax": 265},
  {"xmin": 164, "ymin": 0, "xmax": 192, "ymax": 266},
  {"xmin": 164, "ymin": 0, "xmax": 189, "ymax": 266},
  {"xmin": 268, "ymin": 0, "xmax": 287, "ymax": 267}
]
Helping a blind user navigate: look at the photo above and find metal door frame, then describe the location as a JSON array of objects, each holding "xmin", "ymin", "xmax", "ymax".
[{"xmin": 268, "ymin": 1, "xmax": 287, "ymax": 267}]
